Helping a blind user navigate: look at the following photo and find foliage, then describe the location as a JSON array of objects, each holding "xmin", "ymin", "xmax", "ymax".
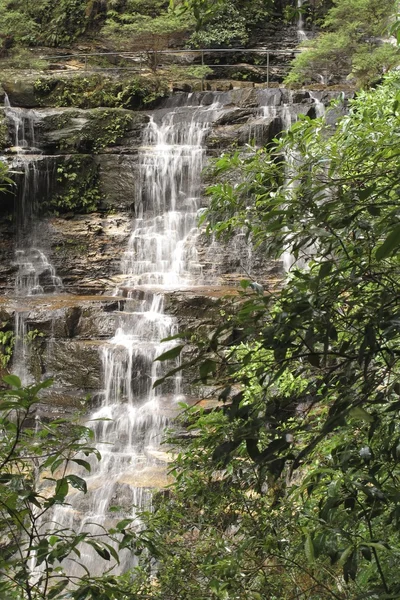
[
  {"xmin": 0, "ymin": 49, "xmax": 49, "ymax": 71},
  {"xmin": 174, "ymin": 0, "xmax": 275, "ymax": 48},
  {"xmin": 286, "ymin": 0, "xmax": 400, "ymax": 87},
  {"xmin": 0, "ymin": 329, "xmax": 14, "ymax": 368},
  {"xmin": 0, "ymin": 375, "xmax": 169, "ymax": 599},
  {"xmin": 103, "ymin": 3, "xmax": 193, "ymax": 62},
  {"xmin": 0, "ymin": 375, "xmax": 125, "ymax": 599},
  {"xmin": 172, "ymin": 0, "xmax": 274, "ymax": 38},
  {"xmin": 0, "ymin": 160, "xmax": 12, "ymax": 192},
  {"xmin": 0, "ymin": 0, "xmax": 287, "ymax": 58},
  {"xmin": 138, "ymin": 71, "xmax": 400, "ymax": 599},
  {"xmin": 0, "ymin": 0, "xmax": 106, "ymax": 52},
  {"xmin": 45, "ymin": 157, "xmax": 101, "ymax": 214},
  {"xmin": 0, "ymin": 116, "xmax": 8, "ymax": 151},
  {"xmin": 46, "ymin": 109, "xmax": 136, "ymax": 153},
  {"xmin": 33, "ymin": 75, "xmax": 169, "ymax": 109},
  {"xmin": 187, "ymin": 3, "xmax": 249, "ymax": 49}
]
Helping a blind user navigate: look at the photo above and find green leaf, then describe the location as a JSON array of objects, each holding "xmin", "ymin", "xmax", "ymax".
[
  {"xmin": 88, "ymin": 542, "xmax": 110, "ymax": 561},
  {"xmin": 349, "ymin": 406, "xmax": 374, "ymax": 422},
  {"xmin": 66, "ymin": 475, "xmax": 87, "ymax": 493},
  {"xmin": 343, "ymin": 549, "xmax": 357, "ymax": 582},
  {"xmin": 375, "ymin": 224, "xmax": 400, "ymax": 260},
  {"xmin": 338, "ymin": 545, "xmax": 354, "ymax": 566},
  {"xmin": 307, "ymin": 353, "xmax": 320, "ymax": 368},
  {"xmin": 50, "ymin": 458, "xmax": 64, "ymax": 474},
  {"xmin": 360, "ymin": 545, "xmax": 372, "ymax": 562},
  {"xmin": 2, "ymin": 375, "xmax": 21, "ymax": 388},
  {"xmin": 199, "ymin": 359, "xmax": 217, "ymax": 382},
  {"xmin": 304, "ymin": 534, "xmax": 315, "ymax": 563},
  {"xmin": 116, "ymin": 518, "xmax": 134, "ymax": 531},
  {"xmin": 55, "ymin": 478, "xmax": 69, "ymax": 500},
  {"xmin": 72, "ymin": 459, "xmax": 91, "ymax": 472},
  {"xmin": 212, "ymin": 440, "xmax": 241, "ymax": 463},
  {"xmin": 318, "ymin": 261, "xmax": 333, "ymax": 279},
  {"xmin": 49, "ymin": 535, "xmax": 59, "ymax": 547},
  {"xmin": 155, "ymin": 344, "xmax": 185, "ymax": 362}
]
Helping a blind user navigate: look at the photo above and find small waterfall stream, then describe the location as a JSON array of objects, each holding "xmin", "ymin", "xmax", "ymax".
[
  {"xmin": 297, "ymin": 0, "xmax": 308, "ymax": 42},
  {"xmin": 3, "ymin": 95, "xmax": 62, "ymax": 384},
  {"xmin": 4, "ymin": 94, "xmax": 62, "ymax": 297}
]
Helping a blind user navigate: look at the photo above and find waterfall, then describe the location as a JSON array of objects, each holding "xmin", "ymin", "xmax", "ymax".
[
  {"xmin": 309, "ymin": 92, "xmax": 326, "ymax": 118},
  {"xmin": 2, "ymin": 87, "xmax": 330, "ymax": 577},
  {"xmin": 46, "ymin": 96, "xmax": 222, "ymax": 577},
  {"xmin": 3, "ymin": 95, "xmax": 63, "ymax": 385},
  {"xmin": 3, "ymin": 94, "xmax": 63, "ymax": 297},
  {"xmin": 297, "ymin": 0, "xmax": 308, "ymax": 42}
]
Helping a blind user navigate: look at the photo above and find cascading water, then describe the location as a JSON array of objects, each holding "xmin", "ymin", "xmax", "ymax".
[
  {"xmin": 3, "ymin": 94, "xmax": 62, "ymax": 297},
  {"xmin": 47, "ymin": 96, "xmax": 223, "ymax": 577},
  {"xmin": 3, "ymin": 94, "xmax": 62, "ymax": 384},
  {"xmin": 281, "ymin": 93, "xmax": 326, "ymax": 272},
  {"xmin": 2, "ymin": 88, "xmax": 329, "ymax": 578},
  {"xmin": 297, "ymin": 0, "xmax": 308, "ymax": 42}
]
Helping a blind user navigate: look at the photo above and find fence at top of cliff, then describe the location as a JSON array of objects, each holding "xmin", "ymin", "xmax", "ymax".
[{"xmin": 39, "ymin": 48, "xmax": 302, "ymax": 87}]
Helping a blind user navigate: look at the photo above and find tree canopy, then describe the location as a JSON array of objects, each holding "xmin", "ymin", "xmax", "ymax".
[{"xmin": 286, "ymin": 0, "xmax": 400, "ymax": 86}]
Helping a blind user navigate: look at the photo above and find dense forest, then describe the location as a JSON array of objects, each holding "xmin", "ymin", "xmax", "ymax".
[
  {"xmin": 0, "ymin": 0, "xmax": 398, "ymax": 84},
  {"xmin": 1, "ymin": 0, "xmax": 400, "ymax": 599}
]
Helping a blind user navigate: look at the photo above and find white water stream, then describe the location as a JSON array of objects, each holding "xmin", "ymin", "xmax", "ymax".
[
  {"xmin": 47, "ymin": 97, "xmax": 223, "ymax": 576},
  {"xmin": 3, "ymin": 95, "xmax": 62, "ymax": 384},
  {"xmin": 297, "ymin": 0, "xmax": 308, "ymax": 42},
  {"xmin": 4, "ymin": 96, "xmax": 62, "ymax": 297}
]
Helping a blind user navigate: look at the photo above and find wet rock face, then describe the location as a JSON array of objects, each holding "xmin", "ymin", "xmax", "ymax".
[
  {"xmin": 44, "ymin": 213, "xmax": 132, "ymax": 295},
  {"xmin": 3, "ymin": 295, "xmax": 128, "ymax": 406},
  {"xmin": 32, "ymin": 108, "xmax": 148, "ymax": 155},
  {"xmin": 0, "ymin": 86, "xmax": 351, "ymax": 412},
  {"xmin": 1, "ymin": 289, "xmax": 226, "ymax": 409},
  {"xmin": 0, "ymin": 216, "xmax": 17, "ymax": 294},
  {"xmin": 0, "ymin": 85, "xmax": 339, "ymax": 296}
]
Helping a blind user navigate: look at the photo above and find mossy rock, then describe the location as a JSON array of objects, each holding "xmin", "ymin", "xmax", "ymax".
[
  {"xmin": 0, "ymin": 110, "xmax": 9, "ymax": 150},
  {"xmin": 39, "ymin": 107, "xmax": 147, "ymax": 153},
  {"xmin": 1, "ymin": 78, "xmax": 38, "ymax": 107},
  {"xmin": 42, "ymin": 154, "xmax": 101, "ymax": 215},
  {"xmin": 32, "ymin": 73, "xmax": 169, "ymax": 109}
]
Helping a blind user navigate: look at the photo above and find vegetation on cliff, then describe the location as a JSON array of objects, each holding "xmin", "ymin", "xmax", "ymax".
[{"xmin": 0, "ymin": 0, "xmax": 295, "ymax": 54}]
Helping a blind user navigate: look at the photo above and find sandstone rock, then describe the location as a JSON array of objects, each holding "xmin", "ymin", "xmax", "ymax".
[
  {"xmin": 94, "ymin": 154, "xmax": 140, "ymax": 211},
  {"xmin": 2, "ymin": 79, "xmax": 38, "ymax": 107},
  {"xmin": 43, "ymin": 213, "xmax": 131, "ymax": 294},
  {"xmin": 46, "ymin": 339, "xmax": 103, "ymax": 390}
]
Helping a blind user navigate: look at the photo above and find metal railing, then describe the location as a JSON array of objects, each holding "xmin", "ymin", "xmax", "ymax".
[{"xmin": 40, "ymin": 48, "xmax": 301, "ymax": 87}]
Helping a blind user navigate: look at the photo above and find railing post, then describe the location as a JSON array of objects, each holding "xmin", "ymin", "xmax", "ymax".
[
  {"xmin": 201, "ymin": 50, "xmax": 204, "ymax": 92},
  {"xmin": 85, "ymin": 55, "xmax": 88, "ymax": 71},
  {"xmin": 266, "ymin": 51, "xmax": 269, "ymax": 88}
]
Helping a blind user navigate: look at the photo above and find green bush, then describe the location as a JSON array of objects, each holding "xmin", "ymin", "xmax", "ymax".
[
  {"xmin": 44, "ymin": 156, "xmax": 101, "ymax": 214},
  {"xmin": 188, "ymin": 3, "xmax": 249, "ymax": 48},
  {"xmin": 33, "ymin": 74, "xmax": 169, "ymax": 109}
]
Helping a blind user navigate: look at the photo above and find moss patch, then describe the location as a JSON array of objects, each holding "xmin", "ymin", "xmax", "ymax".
[
  {"xmin": 43, "ymin": 107, "xmax": 139, "ymax": 153},
  {"xmin": 0, "ymin": 112, "xmax": 9, "ymax": 150},
  {"xmin": 42, "ymin": 155, "xmax": 101, "ymax": 214},
  {"xmin": 33, "ymin": 73, "xmax": 169, "ymax": 109}
]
